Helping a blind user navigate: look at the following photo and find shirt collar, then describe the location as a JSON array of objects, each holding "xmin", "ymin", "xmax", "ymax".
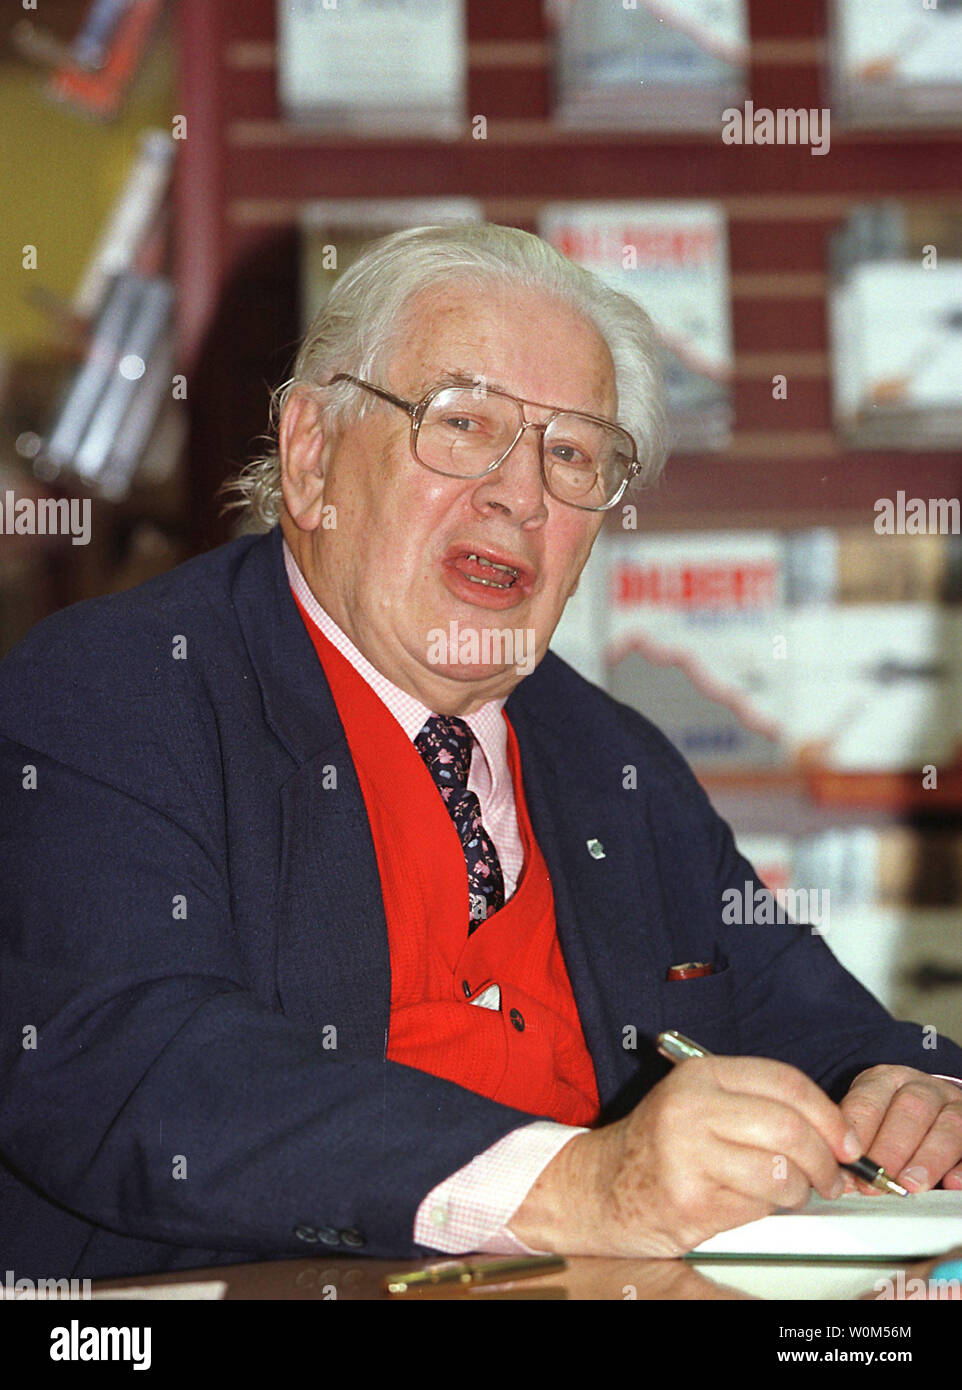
[{"xmin": 283, "ymin": 538, "xmax": 510, "ymax": 787}]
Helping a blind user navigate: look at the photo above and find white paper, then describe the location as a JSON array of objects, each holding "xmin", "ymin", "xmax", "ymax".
[{"xmin": 690, "ymin": 1190, "xmax": 962, "ymax": 1260}]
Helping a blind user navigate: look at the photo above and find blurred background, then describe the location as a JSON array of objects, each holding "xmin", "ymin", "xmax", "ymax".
[{"xmin": 3, "ymin": 0, "xmax": 962, "ymax": 1041}]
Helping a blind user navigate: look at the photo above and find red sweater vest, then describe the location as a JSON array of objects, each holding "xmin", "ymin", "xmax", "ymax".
[{"xmin": 293, "ymin": 596, "xmax": 600, "ymax": 1127}]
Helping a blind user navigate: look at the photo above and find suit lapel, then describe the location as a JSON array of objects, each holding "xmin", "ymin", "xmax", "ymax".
[
  {"xmin": 507, "ymin": 669, "xmax": 667, "ymax": 1113},
  {"xmin": 231, "ymin": 528, "xmax": 392, "ymax": 1049}
]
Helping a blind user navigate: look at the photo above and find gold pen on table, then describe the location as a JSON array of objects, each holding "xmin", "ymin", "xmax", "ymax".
[
  {"xmin": 383, "ymin": 1253, "xmax": 566, "ymax": 1296},
  {"xmin": 656, "ymin": 1029, "xmax": 909, "ymax": 1197}
]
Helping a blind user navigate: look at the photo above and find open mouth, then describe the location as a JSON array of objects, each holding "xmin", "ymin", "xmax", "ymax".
[
  {"xmin": 441, "ymin": 545, "xmax": 534, "ymax": 608},
  {"xmin": 457, "ymin": 552, "xmax": 519, "ymax": 590}
]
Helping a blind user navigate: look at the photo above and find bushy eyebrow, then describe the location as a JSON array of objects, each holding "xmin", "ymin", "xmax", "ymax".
[
  {"xmin": 416, "ymin": 368, "xmax": 614, "ymax": 423},
  {"xmin": 415, "ymin": 367, "xmax": 507, "ymax": 394}
]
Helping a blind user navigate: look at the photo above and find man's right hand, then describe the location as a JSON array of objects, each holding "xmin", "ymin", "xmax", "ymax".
[{"xmin": 506, "ymin": 1056, "xmax": 864, "ymax": 1257}]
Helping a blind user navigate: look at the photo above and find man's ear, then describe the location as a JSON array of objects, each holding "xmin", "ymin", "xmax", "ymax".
[{"xmin": 279, "ymin": 387, "xmax": 329, "ymax": 530}]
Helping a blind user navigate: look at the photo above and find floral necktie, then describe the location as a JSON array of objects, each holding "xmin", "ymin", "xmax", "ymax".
[{"xmin": 414, "ymin": 714, "xmax": 506, "ymax": 932}]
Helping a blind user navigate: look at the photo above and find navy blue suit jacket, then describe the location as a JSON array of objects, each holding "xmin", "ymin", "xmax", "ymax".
[{"xmin": 1, "ymin": 525, "xmax": 959, "ymax": 1281}]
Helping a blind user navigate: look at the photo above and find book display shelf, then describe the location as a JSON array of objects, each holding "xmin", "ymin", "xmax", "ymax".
[
  {"xmin": 170, "ymin": 0, "xmax": 962, "ymax": 1034},
  {"xmin": 174, "ymin": 0, "xmax": 962, "ymax": 541}
]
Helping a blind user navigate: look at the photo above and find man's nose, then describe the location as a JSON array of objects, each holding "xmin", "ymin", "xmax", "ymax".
[{"xmin": 473, "ymin": 420, "xmax": 548, "ymax": 518}]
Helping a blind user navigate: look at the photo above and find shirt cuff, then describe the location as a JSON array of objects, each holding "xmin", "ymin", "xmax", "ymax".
[{"xmin": 413, "ymin": 1120, "xmax": 587, "ymax": 1255}]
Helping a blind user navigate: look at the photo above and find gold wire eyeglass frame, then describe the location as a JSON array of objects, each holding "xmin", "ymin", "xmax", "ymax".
[{"xmin": 327, "ymin": 372, "xmax": 641, "ymax": 512}]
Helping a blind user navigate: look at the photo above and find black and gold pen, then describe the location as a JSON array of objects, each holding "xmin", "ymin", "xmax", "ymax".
[
  {"xmin": 656, "ymin": 1029, "xmax": 909, "ymax": 1197},
  {"xmin": 383, "ymin": 1254, "xmax": 566, "ymax": 1296}
]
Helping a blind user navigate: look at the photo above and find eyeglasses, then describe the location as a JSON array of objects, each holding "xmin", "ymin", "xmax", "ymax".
[{"xmin": 328, "ymin": 373, "xmax": 641, "ymax": 512}]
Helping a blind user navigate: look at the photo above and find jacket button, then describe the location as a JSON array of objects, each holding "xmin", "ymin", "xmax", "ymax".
[
  {"xmin": 340, "ymin": 1228, "xmax": 366, "ymax": 1248},
  {"xmin": 510, "ymin": 1008, "xmax": 525, "ymax": 1032},
  {"xmin": 293, "ymin": 1225, "xmax": 318, "ymax": 1242},
  {"xmin": 462, "ymin": 979, "xmax": 471, "ymax": 997},
  {"xmin": 318, "ymin": 1226, "xmax": 340, "ymax": 1246}
]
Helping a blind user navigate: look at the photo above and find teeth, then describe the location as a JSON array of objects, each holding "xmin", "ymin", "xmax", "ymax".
[
  {"xmin": 465, "ymin": 552, "xmax": 518, "ymax": 578},
  {"xmin": 467, "ymin": 575, "xmax": 511, "ymax": 589}
]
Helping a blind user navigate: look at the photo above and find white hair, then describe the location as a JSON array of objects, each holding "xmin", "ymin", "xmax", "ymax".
[{"xmin": 220, "ymin": 222, "xmax": 668, "ymax": 529}]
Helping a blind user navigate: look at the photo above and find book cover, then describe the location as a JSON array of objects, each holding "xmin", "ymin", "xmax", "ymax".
[
  {"xmin": 277, "ymin": 0, "xmax": 466, "ymax": 135},
  {"xmin": 604, "ymin": 531, "xmax": 786, "ymax": 768},
  {"xmin": 784, "ymin": 605, "xmax": 959, "ymax": 771},
  {"xmin": 540, "ymin": 202, "xmax": 734, "ymax": 452},
  {"xmin": 830, "ymin": 0, "xmax": 962, "ymax": 127},
  {"xmin": 549, "ymin": 0, "xmax": 748, "ymax": 131}
]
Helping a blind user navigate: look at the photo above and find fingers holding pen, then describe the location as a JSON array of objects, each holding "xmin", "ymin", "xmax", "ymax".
[
  {"xmin": 694, "ymin": 1054, "xmax": 863, "ymax": 1170},
  {"xmin": 605, "ymin": 1056, "xmax": 862, "ymax": 1253},
  {"xmin": 841, "ymin": 1066, "xmax": 962, "ymax": 1193},
  {"xmin": 703, "ymin": 1091, "xmax": 847, "ymax": 1203},
  {"xmin": 511, "ymin": 1049, "xmax": 869, "ymax": 1258}
]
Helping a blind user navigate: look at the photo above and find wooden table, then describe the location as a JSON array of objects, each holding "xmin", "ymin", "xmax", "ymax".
[{"xmin": 90, "ymin": 1249, "xmax": 962, "ymax": 1301}]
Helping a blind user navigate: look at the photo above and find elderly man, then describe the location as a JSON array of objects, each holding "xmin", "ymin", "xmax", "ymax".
[{"xmin": 1, "ymin": 224, "xmax": 960, "ymax": 1282}]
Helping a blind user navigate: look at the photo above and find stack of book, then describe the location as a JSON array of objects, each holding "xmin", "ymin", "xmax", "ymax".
[
  {"xmin": 783, "ymin": 526, "xmax": 962, "ymax": 606},
  {"xmin": 829, "ymin": 203, "xmax": 962, "ymax": 450},
  {"xmin": 783, "ymin": 527, "xmax": 962, "ymax": 773},
  {"xmin": 71, "ymin": 128, "xmax": 174, "ymax": 318},
  {"xmin": 36, "ymin": 130, "xmax": 178, "ymax": 500},
  {"xmin": 829, "ymin": 0, "xmax": 962, "ymax": 129},
  {"xmin": 546, "ymin": 0, "xmax": 749, "ymax": 131},
  {"xmin": 793, "ymin": 826, "xmax": 962, "ymax": 910},
  {"xmin": 277, "ymin": 0, "xmax": 466, "ymax": 136},
  {"xmin": 40, "ymin": 273, "xmax": 175, "ymax": 501},
  {"xmin": 539, "ymin": 201, "xmax": 734, "ymax": 452},
  {"xmin": 737, "ymin": 826, "xmax": 962, "ymax": 1039}
]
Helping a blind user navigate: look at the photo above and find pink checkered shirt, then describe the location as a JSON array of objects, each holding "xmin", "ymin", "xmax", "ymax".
[{"xmin": 283, "ymin": 540, "xmax": 585, "ymax": 1253}]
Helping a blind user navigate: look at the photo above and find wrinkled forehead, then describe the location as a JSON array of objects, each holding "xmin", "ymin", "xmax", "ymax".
[{"xmin": 384, "ymin": 279, "xmax": 618, "ymax": 421}]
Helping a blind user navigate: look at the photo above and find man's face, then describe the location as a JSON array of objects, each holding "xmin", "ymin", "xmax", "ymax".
[{"xmin": 280, "ymin": 279, "xmax": 617, "ymax": 714}]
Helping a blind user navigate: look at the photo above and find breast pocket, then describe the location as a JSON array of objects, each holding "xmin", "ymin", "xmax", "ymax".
[{"xmin": 658, "ymin": 960, "xmax": 739, "ymax": 1057}]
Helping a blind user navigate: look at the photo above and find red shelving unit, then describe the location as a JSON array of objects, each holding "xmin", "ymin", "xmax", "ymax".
[{"xmin": 172, "ymin": 0, "xmax": 962, "ymax": 552}]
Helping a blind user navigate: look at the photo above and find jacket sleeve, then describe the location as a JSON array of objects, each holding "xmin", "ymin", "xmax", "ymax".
[{"xmin": 0, "ymin": 607, "xmax": 538, "ymax": 1262}]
